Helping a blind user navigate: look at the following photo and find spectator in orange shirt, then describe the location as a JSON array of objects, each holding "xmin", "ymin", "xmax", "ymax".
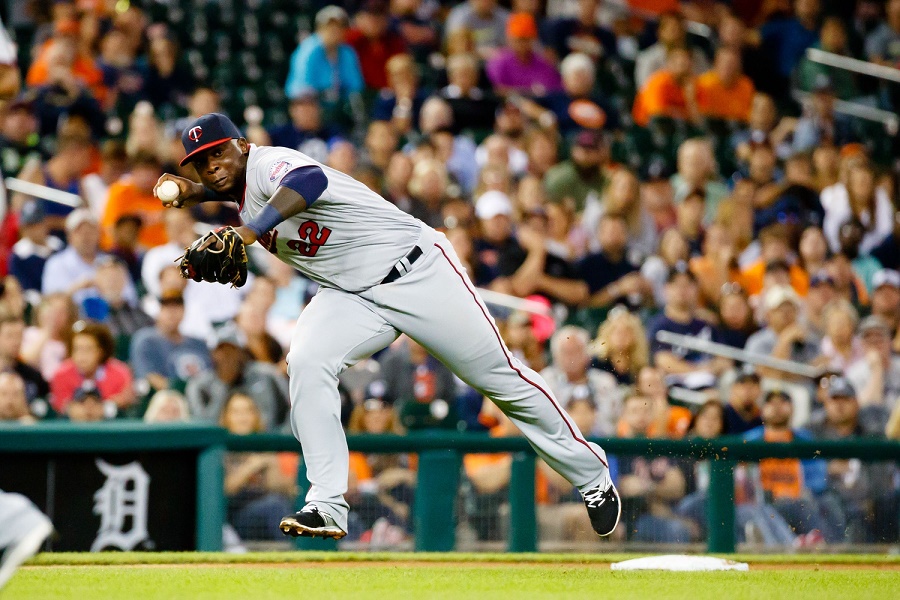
[
  {"xmin": 632, "ymin": 46, "xmax": 698, "ymax": 127},
  {"xmin": 738, "ymin": 224, "xmax": 808, "ymax": 297},
  {"xmin": 345, "ymin": 381, "xmax": 415, "ymax": 543},
  {"xmin": 100, "ymin": 153, "xmax": 167, "ymax": 250},
  {"xmin": 627, "ymin": 366, "xmax": 693, "ymax": 439},
  {"xmin": 462, "ymin": 406, "xmax": 520, "ymax": 541},
  {"xmin": 26, "ymin": 20, "xmax": 107, "ymax": 107},
  {"xmin": 694, "ymin": 47, "xmax": 756, "ymax": 123},
  {"xmin": 690, "ymin": 223, "xmax": 740, "ymax": 307},
  {"xmin": 744, "ymin": 389, "xmax": 832, "ymax": 541}
]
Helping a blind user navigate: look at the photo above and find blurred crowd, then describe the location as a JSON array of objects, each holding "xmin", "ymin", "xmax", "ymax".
[{"xmin": 1, "ymin": 0, "xmax": 900, "ymax": 548}]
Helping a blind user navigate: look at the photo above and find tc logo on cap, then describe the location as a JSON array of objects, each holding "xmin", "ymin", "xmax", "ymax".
[{"xmin": 179, "ymin": 113, "xmax": 243, "ymax": 166}]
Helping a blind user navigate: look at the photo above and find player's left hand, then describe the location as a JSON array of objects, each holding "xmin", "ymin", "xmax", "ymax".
[
  {"xmin": 233, "ymin": 225, "xmax": 258, "ymax": 247},
  {"xmin": 178, "ymin": 226, "xmax": 249, "ymax": 287}
]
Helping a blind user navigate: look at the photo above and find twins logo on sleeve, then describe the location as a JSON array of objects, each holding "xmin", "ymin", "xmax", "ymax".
[{"xmin": 269, "ymin": 160, "xmax": 292, "ymax": 181}]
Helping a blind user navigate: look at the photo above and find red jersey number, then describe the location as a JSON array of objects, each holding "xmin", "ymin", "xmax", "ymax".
[
  {"xmin": 286, "ymin": 220, "xmax": 332, "ymax": 257},
  {"xmin": 258, "ymin": 230, "xmax": 278, "ymax": 254}
]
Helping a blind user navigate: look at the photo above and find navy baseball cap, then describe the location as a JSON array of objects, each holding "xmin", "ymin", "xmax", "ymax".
[
  {"xmin": 826, "ymin": 376, "xmax": 856, "ymax": 399},
  {"xmin": 180, "ymin": 113, "xmax": 243, "ymax": 167},
  {"xmin": 809, "ymin": 271, "xmax": 835, "ymax": 287},
  {"xmin": 72, "ymin": 380, "xmax": 102, "ymax": 403},
  {"xmin": 19, "ymin": 200, "xmax": 45, "ymax": 226}
]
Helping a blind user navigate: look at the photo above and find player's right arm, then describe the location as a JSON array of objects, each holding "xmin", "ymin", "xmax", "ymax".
[
  {"xmin": 233, "ymin": 163, "xmax": 328, "ymax": 247},
  {"xmin": 153, "ymin": 174, "xmax": 212, "ymax": 209}
]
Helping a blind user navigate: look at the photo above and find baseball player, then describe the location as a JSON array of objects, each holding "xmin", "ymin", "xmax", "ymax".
[
  {"xmin": 0, "ymin": 490, "xmax": 53, "ymax": 590},
  {"xmin": 157, "ymin": 113, "xmax": 619, "ymax": 540}
]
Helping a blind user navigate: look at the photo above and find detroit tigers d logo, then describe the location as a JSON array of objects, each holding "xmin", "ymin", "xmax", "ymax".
[
  {"xmin": 188, "ymin": 126, "xmax": 203, "ymax": 142},
  {"xmin": 91, "ymin": 459, "xmax": 152, "ymax": 551}
]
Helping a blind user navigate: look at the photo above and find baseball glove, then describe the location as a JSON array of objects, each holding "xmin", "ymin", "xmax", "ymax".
[{"xmin": 178, "ymin": 226, "xmax": 249, "ymax": 287}]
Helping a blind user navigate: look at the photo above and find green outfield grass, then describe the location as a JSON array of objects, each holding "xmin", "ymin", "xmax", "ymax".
[
  {"xmin": 24, "ymin": 551, "xmax": 900, "ymax": 566},
  {"xmin": 5, "ymin": 553, "xmax": 899, "ymax": 600}
]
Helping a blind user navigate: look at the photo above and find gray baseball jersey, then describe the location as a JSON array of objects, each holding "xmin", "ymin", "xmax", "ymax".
[
  {"xmin": 0, "ymin": 18, "xmax": 17, "ymax": 66},
  {"xmin": 238, "ymin": 144, "xmax": 421, "ymax": 292}
]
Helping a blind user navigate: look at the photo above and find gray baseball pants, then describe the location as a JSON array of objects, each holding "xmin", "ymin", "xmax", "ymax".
[{"xmin": 286, "ymin": 227, "xmax": 610, "ymax": 532}]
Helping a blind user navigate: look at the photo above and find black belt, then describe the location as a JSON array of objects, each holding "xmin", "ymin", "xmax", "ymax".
[{"xmin": 381, "ymin": 246, "xmax": 423, "ymax": 285}]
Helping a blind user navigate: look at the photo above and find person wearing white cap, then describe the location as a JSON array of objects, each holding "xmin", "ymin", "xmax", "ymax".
[
  {"xmin": 870, "ymin": 269, "xmax": 900, "ymax": 336},
  {"xmin": 846, "ymin": 316, "xmax": 900, "ymax": 410},
  {"xmin": 475, "ymin": 191, "xmax": 587, "ymax": 305},
  {"xmin": 473, "ymin": 190, "xmax": 516, "ymax": 287},
  {"xmin": 475, "ymin": 190, "xmax": 513, "ymax": 221},
  {"xmin": 745, "ymin": 285, "xmax": 818, "ymax": 380},
  {"xmin": 40, "ymin": 208, "xmax": 137, "ymax": 305}
]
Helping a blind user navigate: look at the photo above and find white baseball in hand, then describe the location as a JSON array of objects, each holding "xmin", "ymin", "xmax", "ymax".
[{"xmin": 157, "ymin": 180, "xmax": 180, "ymax": 202}]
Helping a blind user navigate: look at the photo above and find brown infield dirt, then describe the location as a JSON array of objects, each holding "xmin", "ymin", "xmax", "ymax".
[{"xmin": 24, "ymin": 561, "xmax": 900, "ymax": 571}]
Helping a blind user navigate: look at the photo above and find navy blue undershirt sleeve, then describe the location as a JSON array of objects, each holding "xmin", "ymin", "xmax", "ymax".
[{"xmin": 279, "ymin": 165, "xmax": 328, "ymax": 206}]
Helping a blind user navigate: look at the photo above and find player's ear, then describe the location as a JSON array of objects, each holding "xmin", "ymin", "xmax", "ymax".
[{"xmin": 237, "ymin": 138, "xmax": 250, "ymax": 154}]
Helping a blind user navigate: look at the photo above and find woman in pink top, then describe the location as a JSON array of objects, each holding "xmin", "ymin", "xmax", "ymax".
[{"xmin": 50, "ymin": 321, "xmax": 134, "ymax": 415}]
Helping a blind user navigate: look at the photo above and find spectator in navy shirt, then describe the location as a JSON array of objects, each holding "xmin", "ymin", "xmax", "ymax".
[
  {"xmin": 647, "ymin": 266, "xmax": 731, "ymax": 387},
  {"xmin": 542, "ymin": 0, "xmax": 617, "ymax": 63},
  {"xmin": 578, "ymin": 214, "xmax": 650, "ymax": 309},
  {"xmin": 371, "ymin": 54, "xmax": 427, "ymax": 136},
  {"xmin": 266, "ymin": 88, "xmax": 342, "ymax": 164},
  {"xmin": 390, "ymin": 0, "xmax": 438, "ymax": 59},
  {"xmin": 540, "ymin": 52, "xmax": 620, "ymax": 136},
  {"xmin": 472, "ymin": 191, "xmax": 524, "ymax": 288},
  {"xmin": 9, "ymin": 201, "xmax": 63, "ymax": 293},
  {"xmin": 759, "ymin": 0, "xmax": 821, "ymax": 96},
  {"xmin": 723, "ymin": 365, "xmax": 764, "ymax": 434},
  {"xmin": 717, "ymin": 283, "xmax": 757, "ymax": 351},
  {"xmin": 870, "ymin": 214, "xmax": 900, "ymax": 271},
  {"xmin": 439, "ymin": 53, "xmax": 499, "ymax": 132}
]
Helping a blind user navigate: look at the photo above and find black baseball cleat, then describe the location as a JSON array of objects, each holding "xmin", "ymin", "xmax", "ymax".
[
  {"xmin": 279, "ymin": 506, "xmax": 347, "ymax": 540},
  {"xmin": 582, "ymin": 481, "xmax": 621, "ymax": 537}
]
